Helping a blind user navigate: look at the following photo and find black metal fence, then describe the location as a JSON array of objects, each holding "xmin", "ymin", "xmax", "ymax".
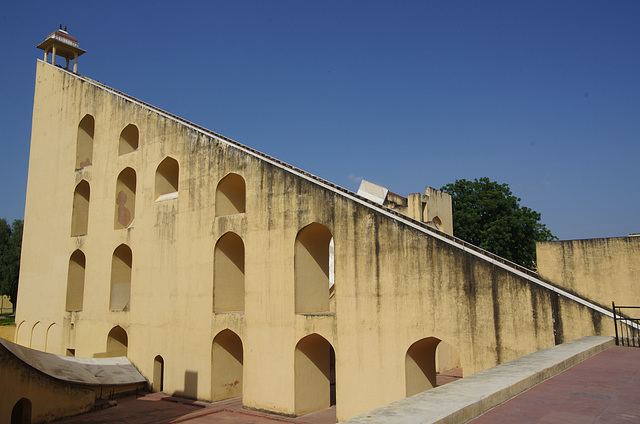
[{"xmin": 612, "ymin": 302, "xmax": 640, "ymax": 347}]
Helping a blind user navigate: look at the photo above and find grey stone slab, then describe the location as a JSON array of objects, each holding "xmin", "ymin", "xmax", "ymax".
[
  {"xmin": 340, "ymin": 336, "xmax": 614, "ymax": 424},
  {"xmin": 0, "ymin": 337, "xmax": 146, "ymax": 386}
]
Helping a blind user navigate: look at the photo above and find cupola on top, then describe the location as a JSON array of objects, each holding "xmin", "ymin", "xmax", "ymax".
[{"xmin": 37, "ymin": 25, "xmax": 86, "ymax": 73}]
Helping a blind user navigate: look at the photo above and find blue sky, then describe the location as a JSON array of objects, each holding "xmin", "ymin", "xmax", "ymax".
[{"xmin": 1, "ymin": 1, "xmax": 638, "ymax": 240}]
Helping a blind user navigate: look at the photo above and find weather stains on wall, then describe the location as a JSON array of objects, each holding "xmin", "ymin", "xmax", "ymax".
[{"xmin": 16, "ymin": 61, "xmax": 617, "ymax": 422}]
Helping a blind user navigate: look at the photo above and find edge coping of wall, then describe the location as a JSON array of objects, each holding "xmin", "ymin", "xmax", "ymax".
[{"xmin": 339, "ymin": 336, "xmax": 614, "ymax": 424}]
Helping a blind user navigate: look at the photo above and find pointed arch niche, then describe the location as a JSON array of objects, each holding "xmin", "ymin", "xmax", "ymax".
[
  {"xmin": 110, "ymin": 244, "xmax": 132, "ymax": 311},
  {"xmin": 295, "ymin": 334, "xmax": 336, "ymax": 415},
  {"xmin": 76, "ymin": 114, "xmax": 94, "ymax": 169},
  {"xmin": 295, "ymin": 223, "xmax": 333, "ymax": 314},
  {"xmin": 65, "ymin": 250, "xmax": 86, "ymax": 311},
  {"xmin": 119, "ymin": 124, "xmax": 139, "ymax": 155},
  {"xmin": 405, "ymin": 337, "xmax": 462, "ymax": 397},
  {"xmin": 106, "ymin": 325, "xmax": 128, "ymax": 357},
  {"xmin": 211, "ymin": 329, "xmax": 243, "ymax": 401},
  {"xmin": 215, "ymin": 173, "xmax": 246, "ymax": 216},
  {"xmin": 155, "ymin": 157, "xmax": 179, "ymax": 201},
  {"xmin": 153, "ymin": 355, "xmax": 164, "ymax": 392},
  {"xmin": 71, "ymin": 180, "xmax": 90, "ymax": 236},
  {"xmin": 114, "ymin": 167, "xmax": 136, "ymax": 229},
  {"xmin": 11, "ymin": 398, "xmax": 32, "ymax": 424},
  {"xmin": 213, "ymin": 232, "xmax": 245, "ymax": 312}
]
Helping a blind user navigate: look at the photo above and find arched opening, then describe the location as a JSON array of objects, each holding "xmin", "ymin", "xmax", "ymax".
[
  {"xmin": 155, "ymin": 157, "xmax": 179, "ymax": 200},
  {"xmin": 215, "ymin": 173, "xmax": 246, "ymax": 216},
  {"xmin": 295, "ymin": 223, "xmax": 332, "ymax": 313},
  {"xmin": 106, "ymin": 325, "xmax": 128, "ymax": 357},
  {"xmin": 435, "ymin": 340, "xmax": 462, "ymax": 386},
  {"xmin": 211, "ymin": 329, "xmax": 243, "ymax": 401},
  {"xmin": 71, "ymin": 180, "xmax": 90, "ymax": 236},
  {"xmin": 15, "ymin": 320, "xmax": 26, "ymax": 345},
  {"xmin": 76, "ymin": 114, "xmax": 94, "ymax": 169},
  {"xmin": 213, "ymin": 233, "xmax": 245, "ymax": 312},
  {"xmin": 405, "ymin": 337, "xmax": 462, "ymax": 397},
  {"xmin": 153, "ymin": 355, "xmax": 164, "ymax": 392},
  {"xmin": 11, "ymin": 398, "xmax": 32, "ymax": 424},
  {"xmin": 114, "ymin": 167, "xmax": 136, "ymax": 229},
  {"xmin": 44, "ymin": 323, "xmax": 58, "ymax": 353},
  {"xmin": 119, "ymin": 124, "xmax": 139, "ymax": 155},
  {"xmin": 432, "ymin": 216, "xmax": 442, "ymax": 230},
  {"xmin": 295, "ymin": 334, "xmax": 336, "ymax": 416},
  {"xmin": 110, "ymin": 244, "xmax": 132, "ymax": 311},
  {"xmin": 65, "ymin": 250, "xmax": 86, "ymax": 311},
  {"xmin": 30, "ymin": 321, "xmax": 44, "ymax": 351}
]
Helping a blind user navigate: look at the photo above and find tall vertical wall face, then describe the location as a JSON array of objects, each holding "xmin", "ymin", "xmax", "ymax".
[
  {"xmin": 16, "ymin": 61, "xmax": 610, "ymax": 421},
  {"xmin": 537, "ymin": 237, "xmax": 640, "ymax": 308}
]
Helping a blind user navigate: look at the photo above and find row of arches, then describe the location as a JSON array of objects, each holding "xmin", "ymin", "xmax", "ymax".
[
  {"xmin": 214, "ymin": 222, "xmax": 334, "ymax": 314},
  {"xmin": 65, "ymin": 221, "xmax": 333, "ymax": 314},
  {"xmin": 11, "ymin": 322, "xmax": 458, "ymax": 417},
  {"xmin": 71, "ymin": 168, "xmax": 246, "ymax": 236},
  {"xmin": 14, "ymin": 321, "xmax": 59, "ymax": 352},
  {"xmin": 65, "ymin": 244, "xmax": 132, "ymax": 312},
  {"xmin": 148, "ymin": 329, "xmax": 459, "ymax": 415},
  {"xmin": 75, "ymin": 115, "xmax": 139, "ymax": 170},
  {"xmin": 143, "ymin": 328, "xmax": 333, "ymax": 415},
  {"xmin": 206, "ymin": 331, "xmax": 335, "ymax": 414}
]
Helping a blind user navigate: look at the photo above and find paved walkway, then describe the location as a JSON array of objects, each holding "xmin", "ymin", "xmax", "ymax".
[
  {"xmin": 56, "ymin": 394, "xmax": 337, "ymax": 424},
  {"xmin": 470, "ymin": 346, "xmax": 640, "ymax": 424},
  {"xmin": 55, "ymin": 367, "xmax": 463, "ymax": 424},
  {"xmin": 55, "ymin": 345, "xmax": 639, "ymax": 423}
]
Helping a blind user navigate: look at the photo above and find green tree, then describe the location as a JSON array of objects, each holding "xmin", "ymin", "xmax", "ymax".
[
  {"xmin": 440, "ymin": 178, "xmax": 556, "ymax": 270},
  {"xmin": 0, "ymin": 218, "xmax": 23, "ymax": 313}
]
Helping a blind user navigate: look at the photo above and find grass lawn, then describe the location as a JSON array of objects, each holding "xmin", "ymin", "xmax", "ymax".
[{"xmin": 0, "ymin": 315, "xmax": 15, "ymax": 326}]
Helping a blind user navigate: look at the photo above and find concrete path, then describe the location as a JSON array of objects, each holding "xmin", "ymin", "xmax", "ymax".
[
  {"xmin": 341, "ymin": 336, "xmax": 615, "ymax": 423},
  {"xmin": 55, "ymin": 336, "xmax": 639, "ymax": 424},
  {"xmin": 470, "ymin": 345, "xmax": 640, "ymax": 423}
]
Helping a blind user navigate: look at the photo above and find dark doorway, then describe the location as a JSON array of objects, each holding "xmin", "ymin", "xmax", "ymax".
[{"xmin": 11, "ymin": 398, "xmax": 32, "ymax": 424}]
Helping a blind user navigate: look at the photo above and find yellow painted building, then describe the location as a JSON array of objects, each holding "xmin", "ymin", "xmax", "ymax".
[
  {"xmin": 15, "ymin": 34, "xmax": 616, "ymax": 421},
  {"xmin": 537, "ymin": 235, "xmax": 640, "ymax": 310},
  {"xmin": 0, "ymin": 295, "xmax": 13, "ymax": 314}
]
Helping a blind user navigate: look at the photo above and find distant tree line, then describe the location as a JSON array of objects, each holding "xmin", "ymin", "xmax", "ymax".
[
  {"xmin": 441, "ymin": 178, "xmax": 557, "ymax": 270},
  {"xmin": 0, "ymin": 218, "xmax": 23, "ymax": 313}
]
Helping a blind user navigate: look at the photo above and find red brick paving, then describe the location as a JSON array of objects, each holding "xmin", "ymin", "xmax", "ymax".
[
  {"xmin": 470, "ymin": 346, "xmax": 640, "ymax": 424},
  {"xmin": 53, "ymin": 368, "xmax": 462, "ymax": 424},
  {"xmin": 436, "ymin": 367, "xmax": 463, "ymax": 386},
  {"xmin": 55, "ymin": 368, "xmax": 462, "ymax": 424},
  {"xmin": 56, "ymin": 394, "xmax": 336, "ymax": 424},
  {"xmin": 56, "ymin": 347, "xmax": 638, "ymax": 424}
]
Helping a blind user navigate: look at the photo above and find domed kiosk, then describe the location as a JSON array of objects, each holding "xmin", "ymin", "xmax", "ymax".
[{"xmin": 36, "ymin": 26, "xmax": 85, "ymax": 73}]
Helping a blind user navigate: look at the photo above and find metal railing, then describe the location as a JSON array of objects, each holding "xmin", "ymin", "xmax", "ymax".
[{"xmin": 612, "ymin": 302, "xmax": 640, "ymax": 347}]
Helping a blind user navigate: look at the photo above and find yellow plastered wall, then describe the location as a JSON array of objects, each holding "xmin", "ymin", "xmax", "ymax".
[
  {"xmin": 15, "ymin": 62, "xmax": 611, "ymax": 421},
  {"xmin": 537, "ymin": 237, "xmax": 640, "ymax": 308},
  {"xmin": 0, "ymin": 343, "xmax": 95, "ymax": 424}
]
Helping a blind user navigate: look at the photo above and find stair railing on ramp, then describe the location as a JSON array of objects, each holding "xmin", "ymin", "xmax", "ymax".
[{"xmin": 612, "ymin": 302, "xmax": 640, "ymax": 347}]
